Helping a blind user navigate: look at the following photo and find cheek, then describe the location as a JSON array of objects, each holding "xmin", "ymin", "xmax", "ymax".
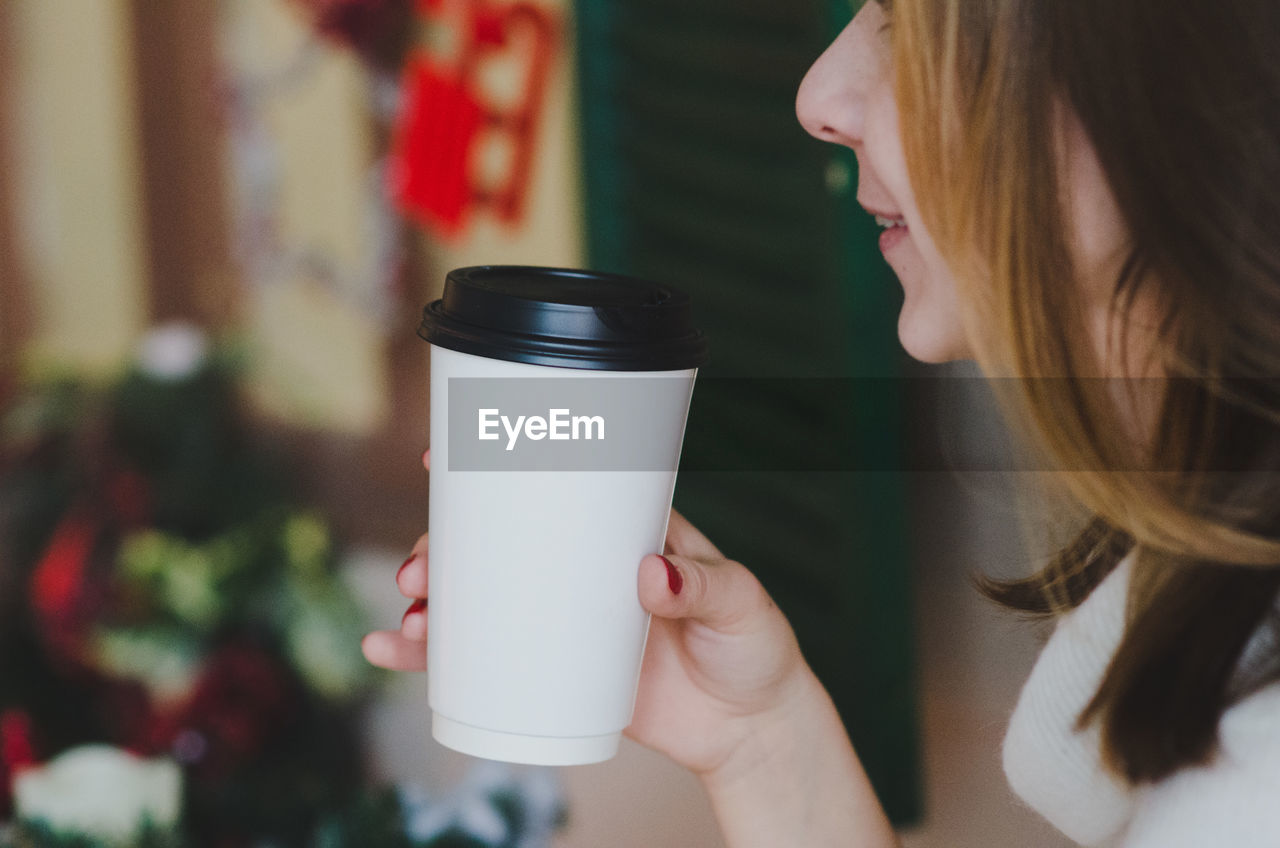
[
  {"xmin": 860, "ymin": 88, "xmax": 973, "ymax": 362},
  {"xmin": 866, "ymin": 92, "xmax": 912, "ymax": 197}
]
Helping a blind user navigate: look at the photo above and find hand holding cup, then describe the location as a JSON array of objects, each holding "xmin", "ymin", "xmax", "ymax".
[{"xmin": 363, "ymin": 450, "xmax": 815, "ymax": 780}]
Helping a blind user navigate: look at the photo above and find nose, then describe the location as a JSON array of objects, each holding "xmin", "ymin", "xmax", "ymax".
[{"xmin": 795, "ymin": 17, "xmax": 871, "ymax": 149}]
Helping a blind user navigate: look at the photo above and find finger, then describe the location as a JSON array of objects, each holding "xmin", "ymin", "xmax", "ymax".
[
  {"xmin": 401, "ymin": 598, "xmax": 428, "ymax": 641},
  {"xmin": 638, "ymin": 552, "xmax": 772, "ymax": 634},
  {"xmin": 664, "ymin": 507, "xmax": 725, "ymax": 561},
  {"xmin": 396, "ymin": 534, "xmax": 431, "ymax": 598},
  {"xmin": 422, "ymin": 449, "xmax": 431, "ymax": 472},
  {"xmin": 361, "ymin": 629, "xmax": 427, "ymax": 671}
]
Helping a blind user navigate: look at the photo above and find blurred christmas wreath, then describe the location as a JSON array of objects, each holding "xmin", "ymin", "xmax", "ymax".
[{"xmin": 0, "ymin": 326, "xmax": 565, "ymax": 848}]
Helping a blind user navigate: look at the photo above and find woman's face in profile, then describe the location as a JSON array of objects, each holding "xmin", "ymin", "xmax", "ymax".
[
  {"xmin": 796, "ymin": 2, "xmax": 970, "ymax": 364},
  {"xmin": 796, "ymin": 2, "xmax": 1138, "ymax": 372}
]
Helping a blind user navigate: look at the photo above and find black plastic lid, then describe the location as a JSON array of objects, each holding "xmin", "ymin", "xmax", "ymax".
[{"xmin": 418, "ymin": 266, "xmax": 709, "ymax": 371}]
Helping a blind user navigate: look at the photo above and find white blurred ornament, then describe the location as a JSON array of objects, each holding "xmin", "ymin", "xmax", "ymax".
[
  {"xmin": 398, "ymin": 760, "xmax": 566, "ymax": 847},
  {"xmin": 135, "ymin": 322, "xmax": 210, "ymax": 381},
  {"xmin": 13, "ymin": 745, "xmax": 183, "ymax": 843}
]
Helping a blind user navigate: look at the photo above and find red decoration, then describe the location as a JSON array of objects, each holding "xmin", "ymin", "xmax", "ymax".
[
  {"xmin": 28, "ymin": 512, "xmax": 100, "ymax": 662},
  {"xmin": 387, "ymin": 0, "xmax": 556, "ymax": 239},
  {"xmin": 388, "ymin": 57, "xmax": 486, "ymax": 238},
  {"xmin": 1, "ymin": 710, "xmax": 36, "ymax": 772},
  {"xmin": 144, "ymin": 644, "xmax": 295, "ymax": 780},
  {"xmin": 1, "ymin": 709, "xmax": 36, "ymax": 817}
]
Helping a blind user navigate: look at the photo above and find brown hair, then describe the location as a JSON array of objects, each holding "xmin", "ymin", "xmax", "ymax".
[{"xmin": 888, "ymin": 0, "xmax": 1280, "ymax": 782}]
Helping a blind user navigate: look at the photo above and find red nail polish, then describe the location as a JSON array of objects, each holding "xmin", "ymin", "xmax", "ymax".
[
  {"xmin": 402, "ymin": 598, "xmax": 427, "ymax": 624},
  {"xmin": 397, "ymin": 556, "xmax": 415, "ymax": 580},
  {"xmin": 660, "ymin": 556, "xmax": 683, "ymax": 595}
]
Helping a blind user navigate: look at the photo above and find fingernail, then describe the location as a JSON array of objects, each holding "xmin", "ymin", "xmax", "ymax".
[
  {"xmin": 397, "ymin": 555, "xmax": 416, "ymax": 580},
  {"xmin": 422, "ymin": 450, "xmax": 430, "ymax": 465},
  {"xmin": 402, "ymin": 598, "xmax": 427, "ymax": 625},
  {"xmin": 660, "ymin": 555, "xmax": 683, "ymax": 595}
]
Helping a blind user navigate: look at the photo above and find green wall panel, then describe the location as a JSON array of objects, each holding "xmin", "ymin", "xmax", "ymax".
[{"xmin": 575, "ymin": 0, "xmax": 921, "ymax": 825}]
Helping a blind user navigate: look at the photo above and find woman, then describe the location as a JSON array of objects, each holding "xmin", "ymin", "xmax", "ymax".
[{"xmin": 364, "ymin": 0, "xmax": 1280, "ymax": 844}]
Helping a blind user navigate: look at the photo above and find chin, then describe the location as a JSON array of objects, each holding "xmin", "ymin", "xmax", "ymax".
[{"xmin": 897, "ymin": 308, "xmax": 970, "ymax": 364}]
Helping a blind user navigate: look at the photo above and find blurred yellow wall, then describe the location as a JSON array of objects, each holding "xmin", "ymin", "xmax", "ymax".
[
  {"xmin": 6, "ymin": 0, "xmax": 583, "ymax": 433},
  {"xmin": 8, "ymin": 0, "xmax": 147, "ymax": 379},
  {"xmin": 221, "ymin": 0, "xmax": 389, "ymax": 433}
]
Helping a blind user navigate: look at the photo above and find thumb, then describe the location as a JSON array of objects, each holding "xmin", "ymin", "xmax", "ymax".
[{"xmin": 639, "ymin": 553, "xmax": 772, "ymax": 634}]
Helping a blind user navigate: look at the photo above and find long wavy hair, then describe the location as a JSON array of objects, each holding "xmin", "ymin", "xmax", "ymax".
[{"xmin": 887, "ymin": 0, "xmax": 1280, "ymax": 782}]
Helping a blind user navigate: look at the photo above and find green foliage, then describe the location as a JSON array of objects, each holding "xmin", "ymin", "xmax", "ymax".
[
  {"xmin": 310, "ymin": 788, "xmax": 413, "ymax": 848},
  {"xmin": 5, "ymin": 818, "xmax": 182, "ymax": 848},
  {"xmin": 0, "ymin": 342, "xmax": 381, "ymax": 844}
]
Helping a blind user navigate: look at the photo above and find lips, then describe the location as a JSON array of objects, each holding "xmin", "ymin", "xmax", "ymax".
[
  {"xmin": 878, "ymin": 224, "xmax": 909, "ymax": 253},
  {"xmin": 862, "ymin": 205, "xmax": 909, "ymax": 252}
]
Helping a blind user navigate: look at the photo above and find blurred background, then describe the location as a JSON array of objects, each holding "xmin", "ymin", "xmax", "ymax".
[{"xmin": 0, "ymin": 1, "xmax": 1074, "ymax": 846}]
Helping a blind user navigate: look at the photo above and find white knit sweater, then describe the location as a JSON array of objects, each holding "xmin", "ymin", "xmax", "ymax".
[{"xmin": 1003, "ymin": 553, "xmax": 1280, "ymax": 846}]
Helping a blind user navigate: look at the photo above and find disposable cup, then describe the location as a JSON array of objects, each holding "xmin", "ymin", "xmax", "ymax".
[{"xmin": 419, "ymin": 266, "xmax": 708, "ymax": 766}]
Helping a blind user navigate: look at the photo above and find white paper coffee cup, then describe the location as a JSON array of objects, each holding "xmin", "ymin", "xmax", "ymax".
[{"xmin": 419, "ymin": 266, "xmax": 708, "ymax": 766}]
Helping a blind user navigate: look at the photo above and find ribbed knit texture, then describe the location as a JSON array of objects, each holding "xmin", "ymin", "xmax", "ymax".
[
  {"xmin": 1003, "ymin": 554, "xmax": 1135, "ymax": 845},
  {"xmin": 1003, "ymin": 552, "xmax": 1280, "ymax": 846}
]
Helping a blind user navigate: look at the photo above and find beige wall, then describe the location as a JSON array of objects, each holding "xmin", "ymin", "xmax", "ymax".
[
  {"xmin": 220, "ymin": 0, "xmax": 389, "ymax": 433},
  {"xmin": 213, "ymin": 0, "xmax": 587, "ymax": 432},
  {"xmin": 6, "ymin": 0, "xmax": 584, "ymax": 417},
  {"xmin": 8, "ymin": 0, "xmax": 147, "ymax": 379}
]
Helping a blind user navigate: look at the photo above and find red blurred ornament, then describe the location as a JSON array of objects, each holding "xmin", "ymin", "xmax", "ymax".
[
  {"xmin": 28, "ymin": 511, "xmax": 101, "ymax": 662},
  {"xmin": 30, "ymin": 514, "xmax": 95, "ymax": 619},
  {"xmin": 1, "ymin": 710, "xmax": 36, "ymax": 772},
  {"xmin": 153, "ymin": 644, "xmax": 295, "ymax": 780},
  {"xmin": 387, "ymin": 57, "xmax": 485, "ymax": 238},
  {"xmin": 387, "ymin": 0, "xmax": 556, "ymax": 240},
  {"xmin": 0, "ymin": 709, "xmax": 36, "ymax": 818}
]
